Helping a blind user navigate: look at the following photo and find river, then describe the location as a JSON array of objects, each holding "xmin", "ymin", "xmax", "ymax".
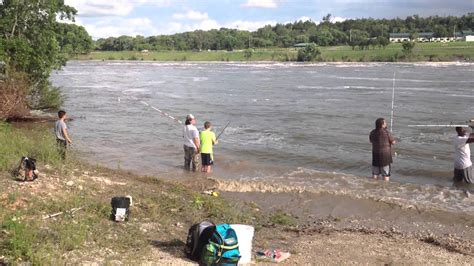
[{"xmin": 50, "ymin": 61, "xmax": 474, "ymax": 214}]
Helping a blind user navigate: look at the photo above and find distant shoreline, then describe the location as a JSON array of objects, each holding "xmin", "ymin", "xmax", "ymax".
[{"xmin": 71, "ymin": 42, "xmax": 474, "ymax": 63}]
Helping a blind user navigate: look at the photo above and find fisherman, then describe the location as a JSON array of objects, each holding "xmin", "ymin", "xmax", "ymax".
[
  {"xmin": 453, "ymin": 126, "xmax": 474, "ymax": 185},
  {"xmin": 54, "ymin": 110, "xmax": 73, "ymax": 160},
  {"xmin": 200, "ymin": 121, "xmax": 218, "ymax": 173},
  {"xmin": 369, "ymin": 118, "xmax": 396, "ymax": 181},
  {"xmin": 183, "ymin": 114, "xmax": 200, "ymax": 171}
]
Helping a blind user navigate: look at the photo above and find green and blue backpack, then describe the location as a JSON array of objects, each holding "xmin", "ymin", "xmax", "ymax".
[{"xmin": 200, "ymin": 224, "xmax": 241, "ymax": 266}]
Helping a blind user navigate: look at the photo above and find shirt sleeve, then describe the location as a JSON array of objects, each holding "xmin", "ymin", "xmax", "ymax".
[
  {"xmin": 192, "ymin": 128, "xmax": 199, "ymax": 139},
  {"xmin": 388, "ymin": 132, "xmax": 394, "ymax": 143},
  {"xmin": 455, "ymin": 136, "xmax": 468, "ymax": 148}
]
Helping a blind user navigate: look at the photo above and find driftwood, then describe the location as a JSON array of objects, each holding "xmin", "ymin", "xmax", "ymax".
[{"xmin": 42, "ymin": 206, "xmax": 85, "ymax": 220}]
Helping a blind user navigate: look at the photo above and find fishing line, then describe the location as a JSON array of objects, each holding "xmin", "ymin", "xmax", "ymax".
[
  {"xmin": 121, "ymin": 90, "xmax": 183, "ymax": 125},
  {"xmin": 390, "ymin": 72, "xmax": 396, "ymax": 132}
]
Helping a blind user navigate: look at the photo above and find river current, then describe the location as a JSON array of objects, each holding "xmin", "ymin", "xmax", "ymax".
[{"xmin": 50, "ymin": 61, "xmax": 474, "ymax": 214}]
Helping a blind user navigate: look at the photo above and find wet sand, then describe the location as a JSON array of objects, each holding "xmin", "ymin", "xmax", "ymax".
[{"xmin": 190, "ymin": 177, "xmax": 474, "ymax": 261}]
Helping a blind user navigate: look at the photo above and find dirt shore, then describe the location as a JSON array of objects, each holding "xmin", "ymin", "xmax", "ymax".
[{"xmin": 1, "ymin": 166, "xmax": 473, "ymax": 264}]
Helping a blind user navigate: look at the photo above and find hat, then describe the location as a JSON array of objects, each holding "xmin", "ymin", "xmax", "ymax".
[{"xmin": 186, "ymin": 114, "xmax": 195, "ymax": 120}]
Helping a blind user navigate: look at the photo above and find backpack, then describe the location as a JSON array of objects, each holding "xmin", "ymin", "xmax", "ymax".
[
  {"xmin": 110, "ymin": 196, "xmax": 131, "ymax": 222},
  {"xmin": 185, "ymin": 221, "xmax": 215, "ymax": 261},
  {"xmin": 17, "ymin": 156, "xmax": 38, "ymax": 181},
  {"xmin": 200, "ymin": 224, "xmax": 240, "ymax": 266}
]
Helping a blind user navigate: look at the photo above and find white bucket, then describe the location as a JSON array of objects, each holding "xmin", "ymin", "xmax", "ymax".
[{"xmin": 230, "ymin": 224, "xmax": 255, "ymax": 265}]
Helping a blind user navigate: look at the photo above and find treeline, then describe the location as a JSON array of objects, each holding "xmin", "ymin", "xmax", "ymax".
[
  {"xmin": 0, "ymin": 0, "xmax": 91, "ymax": 118},
  {"xmin": 94, "ymin": 13, "xmax": 474, "ymax": 51}
]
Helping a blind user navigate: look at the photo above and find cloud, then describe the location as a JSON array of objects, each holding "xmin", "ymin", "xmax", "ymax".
[
  {"xmin": 64, "ymin": 0, "xmax": 170, "ymax": 17},
  {"xmin": 331, "ymin": 16, "xmax": 348, "ymax": 23},
  {"xmin": 78, "ymin": 17, "xmax": 159, "ymax": 38},
  {"xmin": 296, "ymin": 16, "xmax": 312, "ymax": 22},
  {"xmin": 242, "ymin": 0, "xmax": 278, "ymax": 8},
  {"xmin": 154, "ymin": 19, "xmax": 277, "ymax": 35},
  {"xmin": 172, "ymin": 10, "xmax": 209, "ymax": 20},
  {"xmin": 224, "ymin": 20, "xmax": 277, "ymax": 31}
]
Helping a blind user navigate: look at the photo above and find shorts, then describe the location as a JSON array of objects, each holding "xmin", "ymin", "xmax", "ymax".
[
  {"xmin": 372, "ymin": 165, "xmax": 391, "ymax": 177},
  {"xmin": 453, "ymin": 166, "xmax": 473, "ymax": 184},
  {"xmin": 201, "ymin": 153, "xmax": 213, "ymax": 166}
]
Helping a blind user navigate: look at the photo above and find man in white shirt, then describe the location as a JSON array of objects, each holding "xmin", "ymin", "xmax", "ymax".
[
  {"xmin": 183, "ymin": 114, "xmax": 200, "ymax": 171},
  {"xmin": 453, "ymin": 126, "xmax": 474, "ymax": 184}
]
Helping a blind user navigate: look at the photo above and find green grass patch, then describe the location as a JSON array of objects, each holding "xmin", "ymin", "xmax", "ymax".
[
  {"xmin": 0, "ymin": 122, "xmax": 66, "ymax": 172},
  {"xmin": 268, "ymin": 210, "xmax": 297, "ymax": 227},
  {"xmin": 71, "ymin": 42, "xmax": 474, "ymax": 62}
]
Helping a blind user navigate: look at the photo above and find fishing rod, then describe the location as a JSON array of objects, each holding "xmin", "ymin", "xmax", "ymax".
[
  {"xmin": 408, "ymin": 119, "xmax": 474, "ymax": 128},
  {"xmin": 390, "ymin": 72, "xmax": 396, "ymax": 132},
  {"xmin": 216, "ymin": 121, "xmax": 231, "ymax": 140}
]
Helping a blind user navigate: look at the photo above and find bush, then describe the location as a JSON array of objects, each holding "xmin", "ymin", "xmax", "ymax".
[
  {"xmin": 297, "ymin": 43, "xmax": 321, "ymax": 62},
  {"xmin": 0, "ymin": 72, "xmax": 29, "ymax": 120},
  {"xmin": 243, "ymin": 48, "xmax": 254, "ymax": 60},
  {"xmin": 32, "ymin": 81, "xmax": 64, "ymax": 110},
  {"xmin": 402, "ymin": 41, "xmax": 416, "ymax": 55}
]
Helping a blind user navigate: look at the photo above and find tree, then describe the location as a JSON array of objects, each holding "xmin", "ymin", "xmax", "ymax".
[
  {"xmin": 56, "ymin": 23, "xmax": 93, "ymax": 54},
  {"xmin": 243, "ymin": 48, "xmax": 254, "ymax": 60},
  {"xmin": 348, "ymin": 30, "xmax": 369, "ymax": 50},
  {"xmin": 0, "ymin": 0, "xmax": 77, "ymax": 111},
  {"xmin": 297, "ymin": 43, "xmax": 321, "ymax": 62},
  {"xmin": 376, "ymin": 36, "xmax": 390, "ymax": 48},
  {"xmin": 402, "ymin": 40, "xmax": 416, "ymax": 54}
]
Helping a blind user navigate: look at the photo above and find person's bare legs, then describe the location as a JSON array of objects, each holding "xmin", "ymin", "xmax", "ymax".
[
  {"xmin": 384, "ymin": 176, "xmax": 390, "ymax": 181},
  {"xmin": 373, "ymin": 175, "xmax": 379, "ymax": 180}
]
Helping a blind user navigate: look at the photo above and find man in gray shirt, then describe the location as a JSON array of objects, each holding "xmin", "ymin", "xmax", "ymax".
[{"xmin": 54, "ymin": 110, "xmax": 73, "ymax": 159}]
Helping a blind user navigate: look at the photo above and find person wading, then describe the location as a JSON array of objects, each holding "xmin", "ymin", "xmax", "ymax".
[
  {"xmin": 453, "ymin": 126, "xmax": 474, "ymax": 185},
  {"xmin": 54, "ymin": 110, "xmax": 73, "ymax": 160},
  {"xmin": 369, "ymin": 118, "xmax": 396, "ymax": 181},
  {"xmin": 200, "ymin": 121, "xmax": 218, "ymax": 173},
  {"xmin": 183, "ymin": 114, "xmax": 200, "ymax": 171}
]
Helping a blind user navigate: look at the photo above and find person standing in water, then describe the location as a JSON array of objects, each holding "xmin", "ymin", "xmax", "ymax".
[
  {"xmin": 54, "ymin": 110, "xmax": 73, "ymax": 160},
  {"xmin": 200, "ymin": 121, "xmax": 218, "ymax": 173},
  {"xmin": 183, "ymin": 114, "xmax": 200, "ymax": 171},
  {"xmin": 453, "ymin": 126, "xmax": 474, "ymax": 185},
  {"xmin": 369, "ymin": 118, "xmax": 396, "ymax": 181}
]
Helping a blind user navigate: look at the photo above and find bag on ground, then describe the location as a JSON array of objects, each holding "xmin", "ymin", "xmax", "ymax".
[
  {"xmin": 110, "ymin": 196, "xmax": 131, "ymax": 222},
  {"xmin": 200, "ymin": 223, "xmax": 240, "ymax": 266},
  {"xmin": 17, "ymin": 156, "xmax": 38, "ymax": 181},
  {"xmin": 185, "ymin": 221, "xmax": 215, "ymax": 261}
]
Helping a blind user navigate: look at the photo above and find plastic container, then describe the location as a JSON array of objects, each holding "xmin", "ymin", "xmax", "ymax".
[{"xmin": 230, "ymin": 224, "xmax": 255, "ymax": 264}]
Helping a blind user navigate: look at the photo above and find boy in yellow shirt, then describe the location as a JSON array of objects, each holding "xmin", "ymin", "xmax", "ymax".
[{"xmin": 200, "ymin": 121, "xmax": 218, "ymax": 173}]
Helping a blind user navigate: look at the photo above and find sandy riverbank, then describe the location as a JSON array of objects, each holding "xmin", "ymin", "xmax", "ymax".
[{"xmin": 1, "ymin": 164, "xmax": 473, "ymax": 264}]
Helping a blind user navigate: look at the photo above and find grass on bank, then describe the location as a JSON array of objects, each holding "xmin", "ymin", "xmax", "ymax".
[
  {"xmin": 71, "ymin": 42, "xmax": 474, "ymax": 62},
  {"xmin": 0, "ymin": 123, "xmax": 64, "ymax": 172},
  {"xmin": 0, "ymin": 122, "xmax": 271, "ymax": 264}
]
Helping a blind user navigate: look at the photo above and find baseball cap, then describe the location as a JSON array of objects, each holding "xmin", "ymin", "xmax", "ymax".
[{"xmin": 186, "ymin": 114, "xmax": 195, "ymax": 120}]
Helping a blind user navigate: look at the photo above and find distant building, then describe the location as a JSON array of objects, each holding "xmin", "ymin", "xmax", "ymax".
[
  {"xmin": 294, "ymin": 43, "xmax": 315, "ymax": 47},
  {"xmin": 389, "ymin": 33, "xmax": 411, "ymax": 43},
  {"xmin": 390, "ymin": 31, "xmax": 474, "ymax": 43}
]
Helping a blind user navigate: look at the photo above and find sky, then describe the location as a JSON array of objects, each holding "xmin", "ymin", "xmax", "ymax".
[{"xmin": 63, "ymin": 0, "xmax": 473, "ymax": 39}]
